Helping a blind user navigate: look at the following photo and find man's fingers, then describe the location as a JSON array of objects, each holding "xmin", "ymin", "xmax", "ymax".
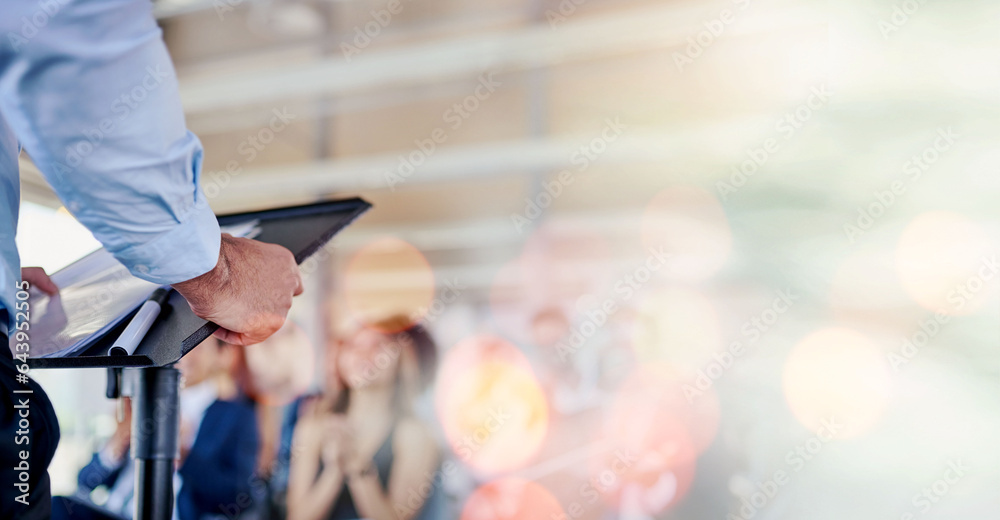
[
  {"xmin": 182, "ymin": 236, "xmax": 302, "ymax": 347},
  {"xmin": 40, "ymin": 279, "xmax": 59, "ymax": 295},
  {"xmin": 212, "ymin": 327, "xmax": 249, "ymax": 346},
  {"xmin": 21, "ymin": 267, "xmax": 59, "ymax": 296},
  {"xmin": 211, "ymin": 327, "xmax": 234, "ymax": 343}
]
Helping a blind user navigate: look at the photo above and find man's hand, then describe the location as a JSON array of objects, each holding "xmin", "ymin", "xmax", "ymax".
[
  {"xmin": 21, "ymin": 267, "xmax": 59, "ymax": 296},
  {"xmin": 172, "ymin": 234, "xmax": 303, "ymax": 346}
]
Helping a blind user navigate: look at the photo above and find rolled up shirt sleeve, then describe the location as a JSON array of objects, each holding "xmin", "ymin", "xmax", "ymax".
[{"xmin": 0, "ymin": 0, "xmax": 220, "ymax": 284}]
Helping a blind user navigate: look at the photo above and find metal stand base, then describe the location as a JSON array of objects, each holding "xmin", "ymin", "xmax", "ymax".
[{"xmin": 125, "ymin": 366, "xmax": 180, "ymax": 520}]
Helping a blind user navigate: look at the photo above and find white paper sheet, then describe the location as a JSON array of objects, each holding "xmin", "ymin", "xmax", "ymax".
[{"xmin": 14, "ymin": 220, "xmax": 261, "ymax": 358}]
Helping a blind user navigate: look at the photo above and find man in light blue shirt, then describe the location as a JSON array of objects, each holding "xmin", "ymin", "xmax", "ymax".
[{"xmin": 1, "ymin": 1, "xmax": 305, "ymax": 517}]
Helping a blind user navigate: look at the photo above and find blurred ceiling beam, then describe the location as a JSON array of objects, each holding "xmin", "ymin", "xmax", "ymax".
[
  {"xmin": 333, "ymin": 210, "xmax": 643, "ymax": 252},
  {"xmin": 301, "ymin": 208, "xmax": 657, "ymax": 293},
  {"xmin": 153, "ymin": 0, "xmax": 358, "ymax": 19},
  {"xmin": 201, "ymin": 119, "xmax": 839, "ymax": 210},
  {"xmin": 154, "ymin": 0, "xmax": 221, "ymax": 19},
  {"xmin": 188, "ymin": 72, "xmax": 515, "ymax": 136},
  {"xmin": 332, "ymin": 261, "xmax": 598, "ymax": 293},
  {"xmin": 178, "ymin": 3, "xmax": 822, "ymax": 115}
]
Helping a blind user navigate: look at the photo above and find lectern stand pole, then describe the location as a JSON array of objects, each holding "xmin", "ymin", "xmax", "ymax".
[
  {"xmin": 127, "ymin": 366, "xmax": 180, "ymax": 520},
  {"xmin": 25, "ymin": 197, "xmax": 373, "ymax": 519}
]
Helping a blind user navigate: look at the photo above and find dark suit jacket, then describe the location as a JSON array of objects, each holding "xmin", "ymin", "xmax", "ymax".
[
  {"xmin": 78, "ymin": 453, "xmax": 127, "ymax": 494},
  {"xmin": 0, "ymin": 328, "xmax": 60, "ymax": 520},
  {"xmin": 177, "ymin": 397, "xmax": 259, "ymax": 520},
  {"xmin": 72, "ymin": 397, "xmax": 259, "ymax": 520}
]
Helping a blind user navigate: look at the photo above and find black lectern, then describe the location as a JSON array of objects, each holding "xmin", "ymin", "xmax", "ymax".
[{"xmin": 27, "ymin": 198, "xmax": 370, "ymax": 520}]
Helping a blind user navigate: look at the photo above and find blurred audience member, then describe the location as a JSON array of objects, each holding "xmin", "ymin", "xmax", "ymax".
[
  {"xmin": 241, "ymin": 321, "xmax": 317, "ymax": 517},
  {"xmin": 287, "ymin": 317, "xmax": 442, "ymax": 520},
  {"xmin": 51, "ymin": 399, "xmax": 134, "ymax": 520},
  {"xmin": 271, "ymin": 332, "xmax": 344, "ymax": 512},
  {"xmin": 243, "ymin": 321, "xmax": 315, "ymax": 410},
  {"xmin": 176, "ymin": 338, "xmax": 260, "ymax": 520},
  {"xmin": 530, "ymin": 307, "xmax": 601, "ymax": 415},
  {"xmin": 53, "ymin": 337, "xmax": 261, "ymax": 520}
]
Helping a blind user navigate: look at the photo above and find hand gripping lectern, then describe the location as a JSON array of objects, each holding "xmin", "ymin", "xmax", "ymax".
[{"xmin": 26, "ymin": 198, "xmax": 371, "ymax": 520}]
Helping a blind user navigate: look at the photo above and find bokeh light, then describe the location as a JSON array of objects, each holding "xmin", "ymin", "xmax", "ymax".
[
  {"xmin": 631, "ymin": 287, "xmax": 722, "ymax": 370},
  {"xmin": 895, "ymin": 211, "xmax": 997, "ymax": 315},
  {"xmin": 436, "ymin": 335, "xmax": 549, "ymax": 474},
  {"xmin": 783, "ymin": 328, "xmax": 892, "ymax": 439},
  {"xmin": 595, "ymin": 391, "xmax": 698, "ymax": 515},
  {"xmin": 489, "ymin": 226, "xmax": 614, "ymax": 347},
  {"xmin": 581, "ymin": 364, "xmax": 710, "ymax": 516},
  {"xmin": 22, "ymin": 1, "xmax": 1000, "ymax": 517},
  {"xmin": 489, "ymin": 257, "xmax": 542, "ymax": 347},
  {"xmin": 830, "ymin": 247, "xmax": 910, "ymax": 315},
  {"xmin": 342, "ymin": 236, "xmax": 435, "ymax": 331},
  {"xmin": 615, "ymin": 364, "xmax": 721, "ymax": 455},
  {"xmin": 460, "ymin": 479, "xmax": 564, "ymax": 520},
  {"xmin": 520, "ymin": 224, "xmax": 615, "ymax": 303},
  {"xmin": 640, "ymin": 186, "xmax": 733, "ymax": 282}
]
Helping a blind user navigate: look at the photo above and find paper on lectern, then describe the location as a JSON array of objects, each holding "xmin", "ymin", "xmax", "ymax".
[{"xmin": 11, "ymin": 220, "xmax": 261, "ymax": 359}]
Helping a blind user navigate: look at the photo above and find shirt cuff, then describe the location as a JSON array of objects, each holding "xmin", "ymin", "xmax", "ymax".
[{"xmin": 109, "ymin": 202, "xmax": 221, "ymax": 285}]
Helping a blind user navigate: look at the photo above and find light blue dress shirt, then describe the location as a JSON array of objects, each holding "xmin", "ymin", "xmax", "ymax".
[{"xmin": 0, "ymin": 0, "xmax": 222, "ymax": 334}]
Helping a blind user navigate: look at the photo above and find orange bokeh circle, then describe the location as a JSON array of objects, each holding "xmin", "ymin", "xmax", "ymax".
[
  {"xmin": 895, "ymin": 211, "xmax": 997, "ymax": 315},
  {"xmin": 460, "ymin": 479, "xmax": 564, "ymax": 520},
  {"xmin": 436, "ymin": 336, "xmax": 549, "ymax": 475},
  {"xmin": 587, "ymin": 364, "xmax": 709, "ymax": 515},
  {"xmin": 343, "ymin": 237, "xmax": 435, "ymax": 332},
  {"xmin": 783, "ymin": 328, "xmax": 892, "ymax": 439}
]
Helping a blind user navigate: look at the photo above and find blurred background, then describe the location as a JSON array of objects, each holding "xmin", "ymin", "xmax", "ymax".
[{"xmin": 16, "ymin": 0, "xmax": 1000, "ymax": 519}]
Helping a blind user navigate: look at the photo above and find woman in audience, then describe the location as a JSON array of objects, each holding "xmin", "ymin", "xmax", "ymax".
[
  {"xmin": 54, "ymin": 338, "xmax": 260, "ymax": 520},
  {"xmin": 287, "ymin": 317, "xmax": 441, "ymax": 520}
]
